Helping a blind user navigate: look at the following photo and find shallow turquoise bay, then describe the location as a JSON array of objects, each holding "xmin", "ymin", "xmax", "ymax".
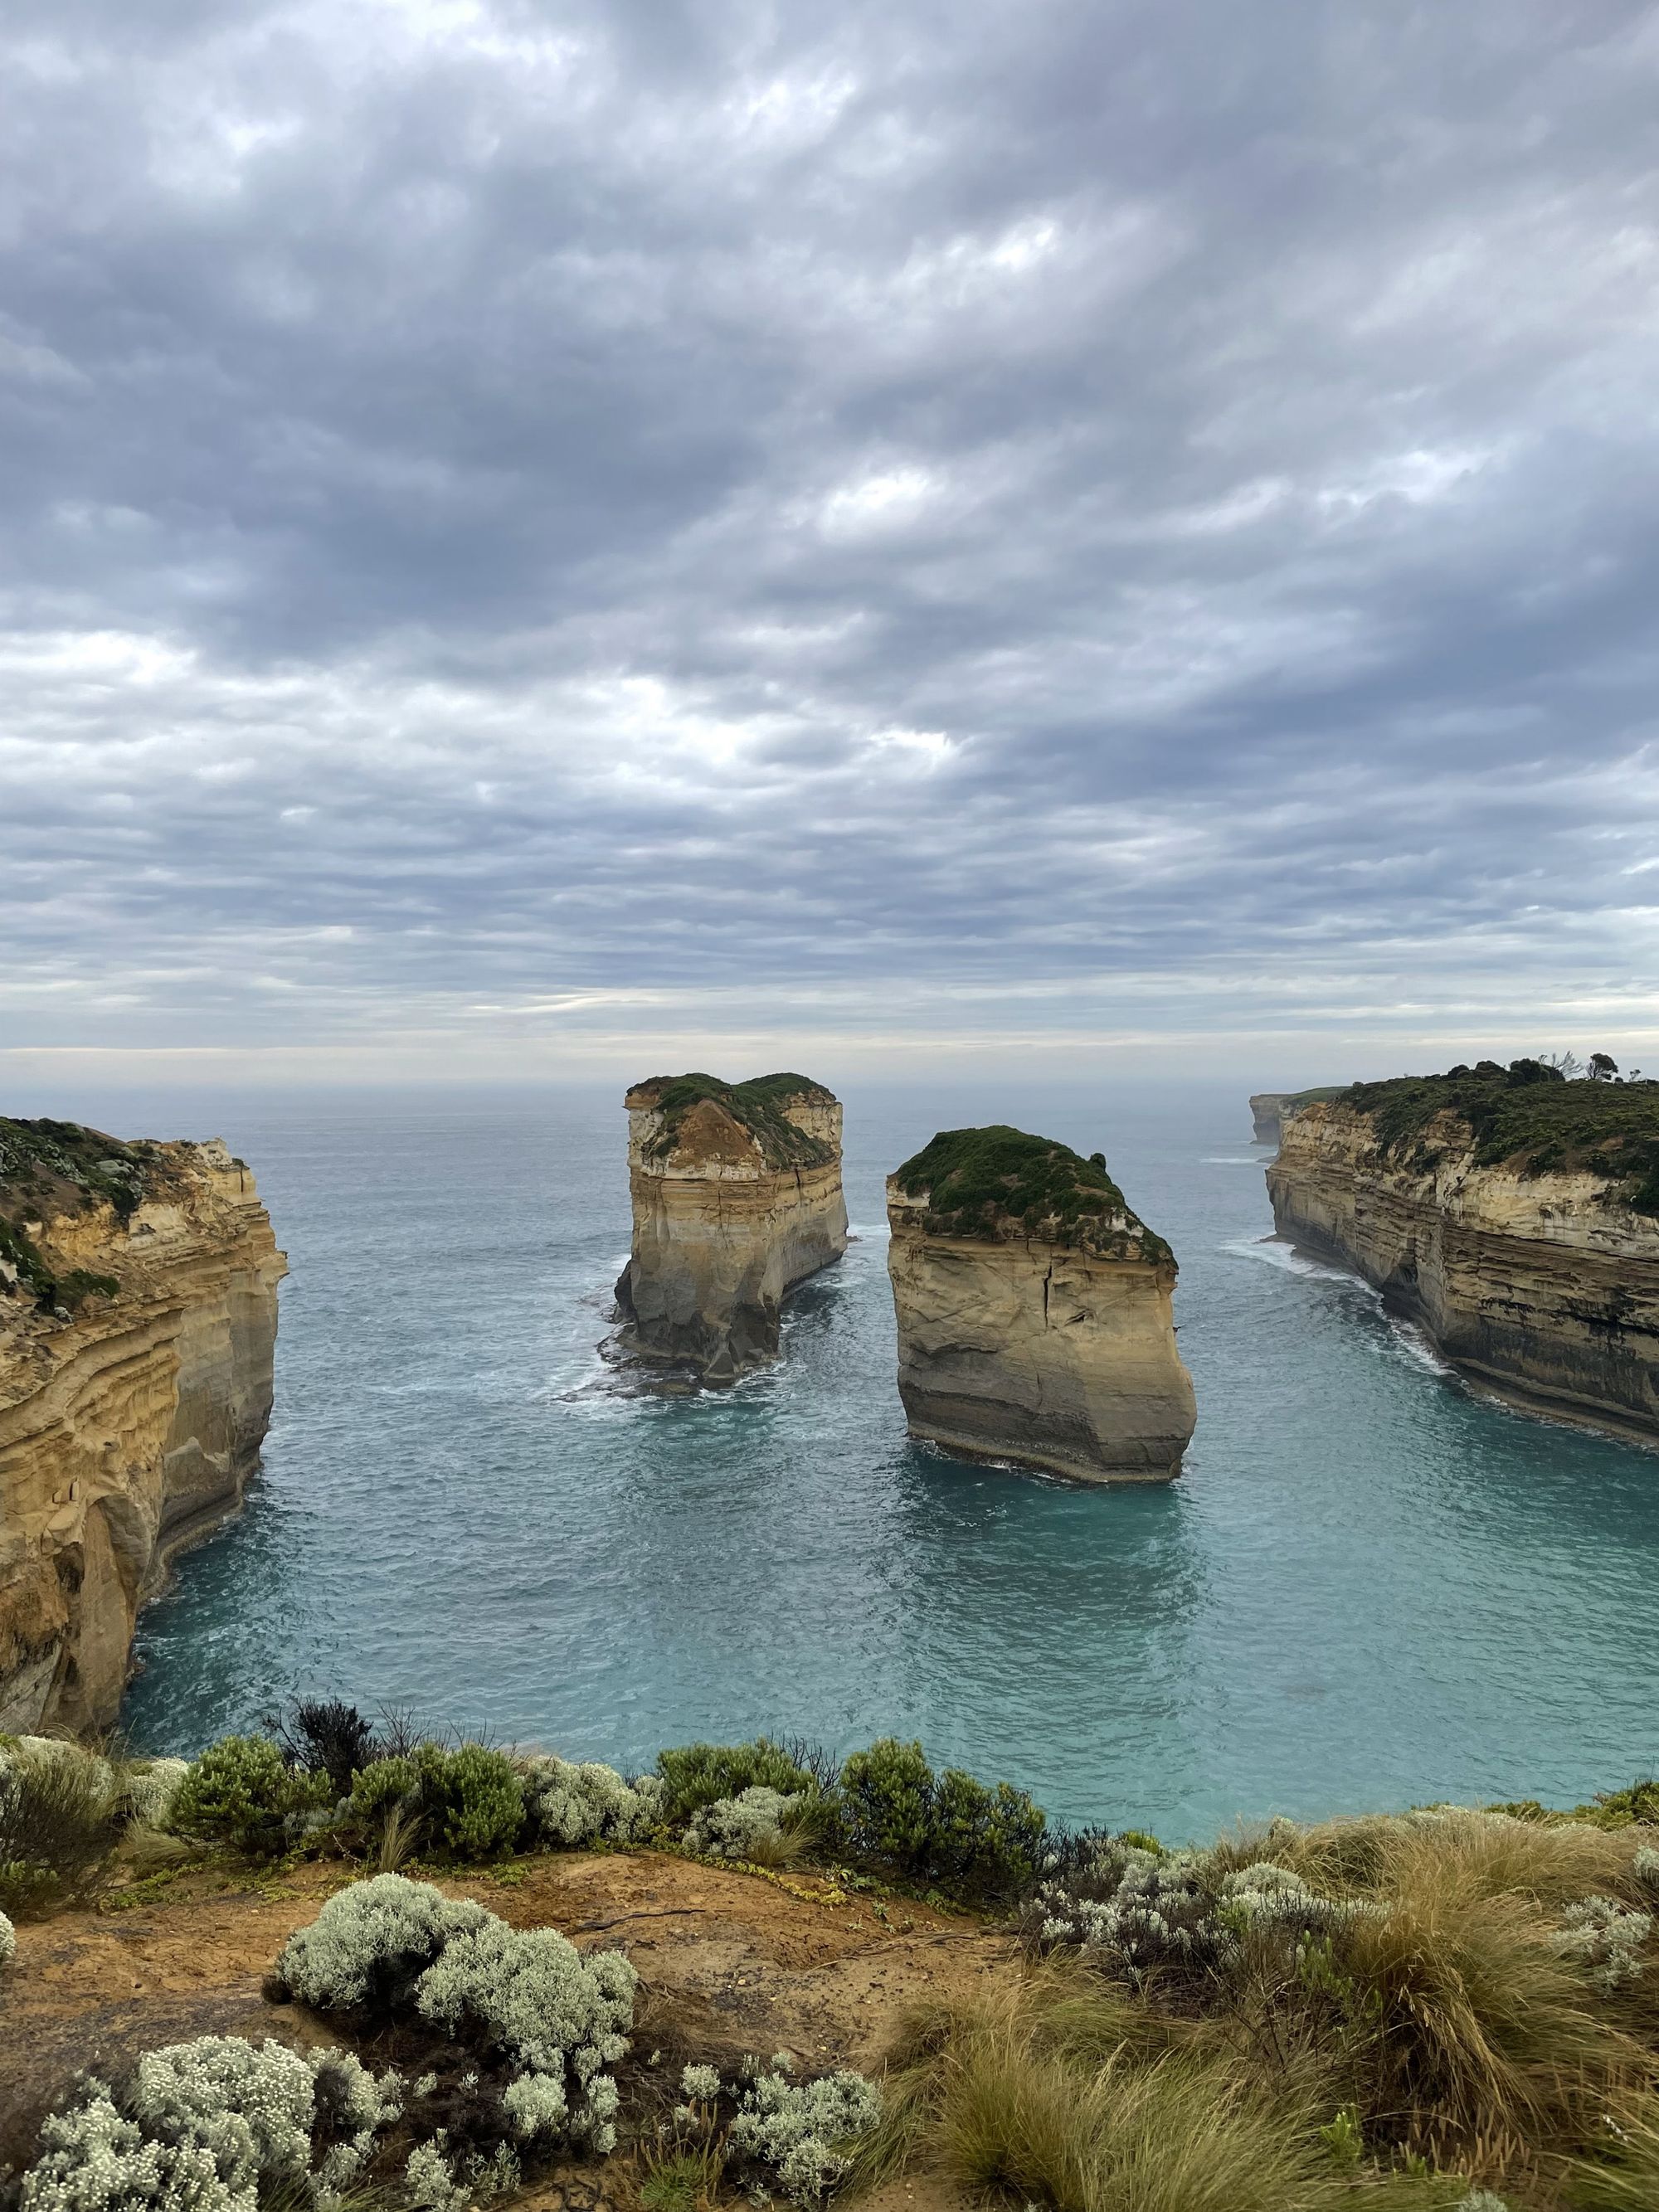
[{"xmin": 109, "ymin": 1080, "xmax": 1659, "ymax": 1838}]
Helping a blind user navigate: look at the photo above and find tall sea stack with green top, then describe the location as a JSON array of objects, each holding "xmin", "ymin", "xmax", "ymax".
[
  {"xmin": 886, "ymin": 1125, "xmax": 1196, "ymax": 1482},
  {"xmin": 614, "ymin": 1072, "xmax": 848, "ymax": 1384}
]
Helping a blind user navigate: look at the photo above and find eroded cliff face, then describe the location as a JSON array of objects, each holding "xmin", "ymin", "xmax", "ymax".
[
  {"xmin": 614, "ymin": 1074, "xmax": 848, "ymax": 1383},
  {"xmin": 0, "ymin": 1125, "xmax": 285, "ymax": 1733},
  {"xmin": 1268, "ymin": 1100, "xmax": 1659, "ymax": 1444},
  {"xmin": 886, "ymin": 1129, "xmax": 1196, "ymax": 1483}
]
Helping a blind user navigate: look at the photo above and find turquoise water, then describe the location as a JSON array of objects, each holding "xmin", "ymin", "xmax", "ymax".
[{"xmin": 100, "ymin": 1080, "xmax": 1659, "ymax": 1839}]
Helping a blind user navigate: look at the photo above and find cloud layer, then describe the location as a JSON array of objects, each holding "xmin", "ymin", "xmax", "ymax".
[{"xmin": 5, "ymin": 0, "xmax": 1659, "ymax": 1078}]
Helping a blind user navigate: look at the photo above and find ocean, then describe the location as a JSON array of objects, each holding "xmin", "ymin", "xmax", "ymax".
[{"xmin": 84, "ymin": 1077, "xmax": 1659, "ymax": 1840}]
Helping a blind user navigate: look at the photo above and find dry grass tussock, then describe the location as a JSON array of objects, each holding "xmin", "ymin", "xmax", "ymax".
[
  {"xmin": 857, "ymin": 1968, "xmax": 1446, "ymax": 2212},
  {"xmin": 1253, "ymin": 1806, "xmax": 1648, "ymax": 1912},
  {"xmin": 870, "ymin": 1807, "xmax": 1659, "ymax": 2210}
]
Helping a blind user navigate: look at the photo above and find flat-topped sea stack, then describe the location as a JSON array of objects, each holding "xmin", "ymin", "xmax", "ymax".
[
  {"xmin": 615, "ymin": 1072, "xmax": 849, "ymax": 1384},
  {"xmin": 1268, "ymin": 1061, "xmax": 1659, "ymax": 1443},
  {"xmin": 0, "ymin": 1117, "xmax": 285, "ymax": 1733},
  {"xmin": 886, "ymin": 1125, "xmax": 1196, "ymax": 1482}
]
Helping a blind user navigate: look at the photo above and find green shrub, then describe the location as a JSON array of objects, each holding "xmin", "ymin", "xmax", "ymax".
[
  {"xmin": 349, "ymin": 1755, "xmax": 421, "ymax": 1821},
  {"xmin": 929, "ymin": 1768, "xmax": 1047, "ymax": 1897},
  {"xmin": 656, "ymin": 1738, "xmax": 815, "ymax": 1826},
  {"xmin": 168, "ymin": 1736, "xmax": 330, "ymax": 1855},
  {"xmin": 413, "ymin": 1743, "xmax": 524, "ymax": 1860},
  {"xmin": 839, "ymin": 1739, "xmax": 935, "ymax": 1871},
  {"xmin": 837, "ymin": 1739, "xmax": 1044, "ymax": 1901}
]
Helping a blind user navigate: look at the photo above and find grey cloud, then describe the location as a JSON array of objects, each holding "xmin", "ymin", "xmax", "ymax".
[{"xmin": 2, "ymin": 0, "xmax": 1658, "ymax": 1067}]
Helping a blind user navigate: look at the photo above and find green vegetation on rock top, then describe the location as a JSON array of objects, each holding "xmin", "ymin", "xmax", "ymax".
[
  {"xmin": 1330, "ymin": 1062, "xmax": 1659, "ymax": 1215},
  {"xmin": 0, "ymin": 1117, "xmax": 155, "ymax": 1316},
  {"xmin": 632, "ymin": 1072, "xmax": 836, "ymax": 1168},
  {"xmin": 892, "ymin": 1125, "xmax": 1172, "ymax": 1262}
]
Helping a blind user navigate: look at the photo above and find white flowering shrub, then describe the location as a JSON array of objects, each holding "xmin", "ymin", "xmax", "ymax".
[
  {"xmin": 727, "ymin": 2064, "xmax": 882, "ymax": 2203},
  {"xmin": 413, "ymin": 1919, "xmax": 635, "ymax": 2147},
  {"xmin": 129, "ymin": 2037, "xmax": 315, "ymax": 2191},
  {"xmin": 311, "ymin": 2050, "xmax": 405, "ymax": 2195},
  {"xmin": 20, "ymin": 2088, "xmax": 243, "ymax": 2212},
  {"xmin": 17, "ymin": 2037, "xmax": 405, "ymax": 2212},
  {"xmin": 0, "ymin": 1906, "xmax": 15, "ymax": 1968},
  {"xmin": 680, "ymin": 2064, "xmax": 722, "ymax": 2103},
  {"xmin": 1557, "ymin": 1894, "xmax": 1653, "ymax": 1994},
  {"xmin": 1217, "ymin": 1860, "xmax": 1374, "ymax": 1939},
  {"xmin": 275, "ymin": 1874, "xmax": 490, "ymax": 2010},
  {"xmin": 519, "ymin": 1754, "xmax": 663, "ymax": 1848},
  {"xmin": 405, "ymin": 2138, "xmax": 467, "ymax": 2212},
  {"xmin": 1632, "ymin": 1844, "xmax": 1659, "ymax": 1894},
  {"xmin": 1457, "ymin": 2195, "xmax": 1510, "ymax": 2211},
  {"xmin": 684, "ymin": 1787, "xmax": 802, "ymax": 1860},
  {"xmin": 276, "ymin": 1876, "xmax": 635, "ymax": 2157},
  {"xmin": 500, "ymin": 2071, "xmax": 569, "ymax": 2140},
  {"xmin": 1027, "ymin": 1840, "xmax": 1370, "ymax": 1988},
  {"xmin": 1029, "ymin": 1843, "xmax": 1229, "ymax": 1981},
  {"xmin": 405, "ymin": 2136, "xmax": 519, "ymax": 2211},
  {"xmin": 119, "ymin": 1759, "xmax": 192, "ymax": 1832}
]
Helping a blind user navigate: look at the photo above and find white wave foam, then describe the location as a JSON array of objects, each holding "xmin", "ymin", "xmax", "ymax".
[
  {"xmin": 1219, "ymin": 1236, "xmax": 1367, "ymax": 1287},
  {"xmin": 1384, "ymin": 1320, "xmax": 1457, "ymax": 1378},
  {"xmin": 1202, "ymin": 1155, "xmax": 1267, "ymax": 1164}
]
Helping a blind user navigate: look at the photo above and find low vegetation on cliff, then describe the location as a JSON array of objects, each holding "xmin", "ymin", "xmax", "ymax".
[
  {"xmin": 4, "ymin": 1714, "xmax": 1659, "ymax": 2212},
  {"xmin": 0, "ymin": 1116, "xmax": 158, "ymax": 1314},
  {"xmin": 1333, "ymin": 1062, "xmax": 1659, "ymax": 1214},
  {"xmin": 632, "ymin": 1074, "xmax": 837, "ymax": 1170},
  {"xmin": 892, "ymin": 1126, "xmax": 1173, "ymax": 1262}
]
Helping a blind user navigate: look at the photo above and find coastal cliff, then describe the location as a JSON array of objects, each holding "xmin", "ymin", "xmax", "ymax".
[
  {"xmin": 1250, "ymin": 1087, "xmax": 1346, "ymax": 1146},
  {"xmin": 0, "ymin": 1119, "xmax": 285, "ymax": 1733},
  {"xmin": 886, "ymin": 1126, "xmax": 1196, "ymax": 1482},
  {"xmin": 614, "ymin": 1072, "xmax": 849, "ymax": 1383},
  {"xmin": 1267, "ymin": 1062, "xmax": 1659, "ymax": 1444}
]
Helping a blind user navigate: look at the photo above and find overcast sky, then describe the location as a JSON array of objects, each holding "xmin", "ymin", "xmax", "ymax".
[{"xmin": 4, "ymin": 0, "xmax": 1658, "ymax": 1087}]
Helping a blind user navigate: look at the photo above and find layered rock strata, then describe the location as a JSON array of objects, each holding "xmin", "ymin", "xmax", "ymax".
[
  {"xmin": 614, "ymin": 1073, "xmax": 849, "ymax": 1384},
  {"xmin": 1267, "ymin": 1065, "xmax": 1659, "ymax": 1444},
  {"xmin": 0, "ymin": 1120, "xmax": 285, "ymax": 1733},
  {"xmin": 1250, "ymin": 1087, "xmax": 1347, "ymax": 1146},
  {"xmin": 887, "ymin": 1126, "xmax": 1196, "ymax": 1482}
]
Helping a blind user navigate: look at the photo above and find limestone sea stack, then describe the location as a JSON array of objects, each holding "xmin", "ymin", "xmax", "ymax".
[
  {"xmin": 0, "ymin": 1118, "xmax": 285, "ymax": 1733},
  {"xmin": 886, "ymin": 1126, "xmax": 1196, "ymax": 1482},
  {"xmin": 614, "ymin": 1072, "xmax": 849, "ymax": 1384},
  {"xmin": 1268, "ymin": 1063, "xmax": 1659, "ymax": 1445}
]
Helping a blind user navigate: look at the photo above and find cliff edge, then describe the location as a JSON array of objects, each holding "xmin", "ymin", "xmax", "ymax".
[
  {"xmin": 886, "ymin": 1125, "xmax": 1196, "ymax": 1482},
  {"xmin": 1250, "ymin": 1087, "xmax": 1347, "ymax": 1146},
  {"xmin": 1267, "ymin": 1061, "xmax": 1659, "ymax": 1444},
  {"xmin": 614, "ymin": 1072, "xmax": 849, "ymax": 1383},
  {"xmin": 0, "ymin": 1118, "xmax": 285, "ymax": 1733}
]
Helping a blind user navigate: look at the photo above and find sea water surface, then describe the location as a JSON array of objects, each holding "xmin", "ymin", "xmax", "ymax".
[{"xmin": 82, "ymin": 1079, "xmax": 1659, "ymax": 1837}]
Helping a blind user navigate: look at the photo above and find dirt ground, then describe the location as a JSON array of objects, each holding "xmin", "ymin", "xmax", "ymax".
[{"xmin": 0, "ymin": 1848, "xmax": 1014, "ymax": 2203}]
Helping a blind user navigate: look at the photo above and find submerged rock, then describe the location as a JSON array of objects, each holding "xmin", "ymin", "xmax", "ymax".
[
  {"xmin": 1267, "ymin": 1064, "xmax": 1659, "ymax": 1443},
  {"xmin": 0, "ymin": 1120, "xmax": 285, "ymax": 1733},
  {"xmin": 614, "ymin": 1072, "xmax": 848, "ymax": 1385},
  {"xmin": 886, "ymin": 1126, "xmax": 1196, "ymax": 1483}
]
